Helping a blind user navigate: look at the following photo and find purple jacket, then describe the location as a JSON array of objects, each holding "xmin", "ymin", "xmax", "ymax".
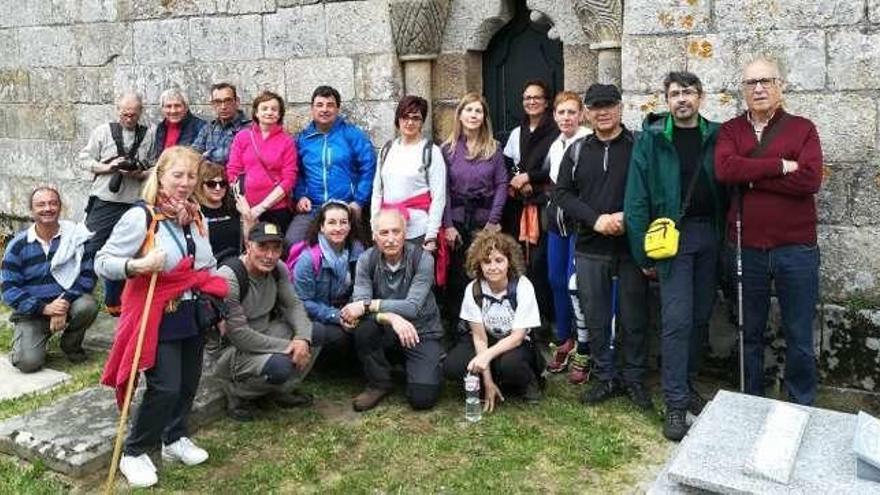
[{"xmin": 442, "ymin": 137, "xmax": 507, "ymax": 228}]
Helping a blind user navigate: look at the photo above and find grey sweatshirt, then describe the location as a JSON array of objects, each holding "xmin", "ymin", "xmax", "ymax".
[
  {"xmin": 352, "ymin": 244, "xmax": 442, "ymax": 339},
  {"xmin": 218, "ymin": 261, "xmax": 313, "ymax": 354}
]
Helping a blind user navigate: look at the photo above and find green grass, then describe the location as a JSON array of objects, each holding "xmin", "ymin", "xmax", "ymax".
[
  {"xmin": 0, "ymin": 310, "xmax": 669, "ymax": 493},
  {"xmin": 0, "ymin": 457, "xmax": 69, "ymax": 494},
  {"xmin": 90, "ymin": 375, "xmax": 667, "ymax": 494}
]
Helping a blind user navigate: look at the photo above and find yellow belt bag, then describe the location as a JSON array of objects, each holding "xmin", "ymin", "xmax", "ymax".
[
  {"xmin": 644, "ymin": 218, "xmax": 679, "ymax": 259},
  {"xmin": 643, "ymin": 149, "xmax": 704, "ymax": 260}
]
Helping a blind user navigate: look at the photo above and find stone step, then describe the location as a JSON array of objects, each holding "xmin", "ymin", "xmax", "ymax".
[
  {"xmin": 81, "ymin": 312, "xmax": 117, "ymax": 353},
  {"xmin": 662, "ymin": 390, "xmax": 876, "ymax": 494},
  {"xmin": 0, "ymin": 371, "xmax": 225, "ymax": 477}
]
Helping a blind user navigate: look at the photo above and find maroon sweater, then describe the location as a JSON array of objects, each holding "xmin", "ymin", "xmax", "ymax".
[{"xmin": 715, "ymin": 109, "xmax": 823, "ymax": 249}]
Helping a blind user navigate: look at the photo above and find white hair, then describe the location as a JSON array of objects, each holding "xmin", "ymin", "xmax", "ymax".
[
  {"xmin": 116, "ymin": 91, "xmax": 143, "ymax": 109},
  {"xmin": 159, "ymin": 88, "xmax": 189, "ymax": 108}
]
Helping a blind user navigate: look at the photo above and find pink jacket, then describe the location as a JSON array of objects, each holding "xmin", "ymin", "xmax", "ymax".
[{"xmin": 227, "ymin": 123, "xmax": 298, "ymax": 211}]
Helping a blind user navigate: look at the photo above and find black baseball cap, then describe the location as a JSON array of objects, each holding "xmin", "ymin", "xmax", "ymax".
[
  {"xmin": 248, "ymin": 222, "xmax": 284, "ymax": 243},
  {"xmin": 584, "ymin": 83, "xmax": 622, "ymax": 107}
]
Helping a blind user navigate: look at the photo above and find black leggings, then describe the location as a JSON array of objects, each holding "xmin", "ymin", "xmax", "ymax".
[{"xmin": 444, "ymin": 337, "xmax": 544, "ymax": 395}]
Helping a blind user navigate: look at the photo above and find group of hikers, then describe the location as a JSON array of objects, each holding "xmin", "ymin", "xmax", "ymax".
[{"xmin": 0, "ymin": 56, "xmax": 822, "ymax": 488}]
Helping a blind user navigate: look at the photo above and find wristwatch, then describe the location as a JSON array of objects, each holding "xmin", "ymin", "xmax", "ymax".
[{"xmin": 362, "ymin": 299, "xmax": 372, "ymax": 313}]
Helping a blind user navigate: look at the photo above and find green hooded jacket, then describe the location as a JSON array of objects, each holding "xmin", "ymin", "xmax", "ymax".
[{"xmin": 623, "ymin": 112, "xmax": 726, "ymax": 277}]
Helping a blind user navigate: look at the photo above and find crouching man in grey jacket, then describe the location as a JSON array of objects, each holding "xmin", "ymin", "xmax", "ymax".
[
  {"xmin": 341, "ymin": 209, "xmax": 444, "ymax": 412},
  {"xmin": 214, "ymin": 222, "xmax": 319, "ymax": 422}
]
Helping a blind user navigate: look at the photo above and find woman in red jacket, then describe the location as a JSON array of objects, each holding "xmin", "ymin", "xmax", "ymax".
[{"xmin": 227, "ymin": 91, "xmax": 298, "ymax": 232}]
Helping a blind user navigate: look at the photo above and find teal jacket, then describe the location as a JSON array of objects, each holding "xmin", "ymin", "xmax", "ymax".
[{"xmin": 624, "ymin": 113, "xmax": 726, "ymax": 275}]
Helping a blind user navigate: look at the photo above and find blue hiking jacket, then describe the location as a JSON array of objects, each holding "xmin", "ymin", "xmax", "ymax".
[{"xmin": 294, "ymin": 116, "xmax": 376, "ymax": 207}]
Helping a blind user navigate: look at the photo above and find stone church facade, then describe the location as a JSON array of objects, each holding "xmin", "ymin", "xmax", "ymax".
[{"xmin": 0, "ymin": 0, "xmax": 878, "ymax": 309}]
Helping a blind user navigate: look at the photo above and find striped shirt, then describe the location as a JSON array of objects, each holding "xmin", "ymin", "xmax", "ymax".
[{"xmin": 1, "ymin": 227, "xmax": 96, "ymax": 315}]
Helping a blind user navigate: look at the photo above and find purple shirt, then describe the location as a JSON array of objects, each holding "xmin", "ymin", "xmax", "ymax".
[{"xmin": 442, "ymin": 137, "xmax": 508, "ymax": 228}]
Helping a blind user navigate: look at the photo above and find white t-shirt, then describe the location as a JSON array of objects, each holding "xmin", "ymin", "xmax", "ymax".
[
  {"xmin": 459, "ymin": 275, "xmax": 542, "ymax": 340},
  {"xmin": 370, "ymin": 138, "xmax": 447, "ymax": 240},
  {"xmin": 503, "ymin": 127, "xmax": 521, "ymax": 167},
  {"xmin": 547, "ymin": 126, "xmax": 591, "ymax": 183}
]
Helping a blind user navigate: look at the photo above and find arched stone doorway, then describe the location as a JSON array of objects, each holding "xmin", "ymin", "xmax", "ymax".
[
  {"xmin": 482, "ymin": 0, "xmax": 564, "ymax": 143},
  {"xmin": 426, "ymin": 0, "xmax": 621, "ymax": 140}
]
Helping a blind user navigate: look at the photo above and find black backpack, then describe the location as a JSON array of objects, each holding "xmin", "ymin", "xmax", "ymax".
[
  {"xmin": 221, "ymin": 257, "xmax": 283, "ymax": 304},
  {"xmin": 376, "ymin": 138, "xmax": 434, "ymax": 199},
  {"xmin": 471, "ymin": 277, "xmax": 519, "ymax": 311}
]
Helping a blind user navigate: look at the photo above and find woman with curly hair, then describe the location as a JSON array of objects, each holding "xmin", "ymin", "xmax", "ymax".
[{"xmin": 443, "ymin": 230, "xmax": 545, "ymax": 412}]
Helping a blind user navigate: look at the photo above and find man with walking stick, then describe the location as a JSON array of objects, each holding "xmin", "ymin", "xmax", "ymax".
[
  {"xmin": 715, "ymin": 58, "xmax": 823, "ymax": 406},
  {"xmin": 555, "ymin": 84, "xmax": 652, "ymax": 411},
  {"xmin": 625, "ymin": 72, "xmax": 724, "ymax": 441}
]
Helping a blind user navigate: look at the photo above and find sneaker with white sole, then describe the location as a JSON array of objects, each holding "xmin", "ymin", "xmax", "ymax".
[
  {"xmin": 162, "ymin": 436, "xmax": 209, "ymax": 466},
  {"xmin": 119, "ymin": 453, "xmax": 158, "ymax": 488}
]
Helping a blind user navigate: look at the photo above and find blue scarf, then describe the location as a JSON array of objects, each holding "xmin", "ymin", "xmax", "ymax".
[{"xmin": 318, "ymin": 234, "xmax": 350, "ymax": 289}]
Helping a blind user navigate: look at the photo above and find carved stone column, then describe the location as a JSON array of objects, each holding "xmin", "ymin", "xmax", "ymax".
[
  {"xmin": 573, "ymin": 0, "xmax": 623, "ymax": 86},
  {"xmin": 389, "ymin": 0, "xmax": 452, "ymax": 135}
]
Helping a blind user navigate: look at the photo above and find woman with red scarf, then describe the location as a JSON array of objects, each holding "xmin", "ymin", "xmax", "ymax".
[
  {"xmin": 226, "ymin": 90, "xmax": 298, "ymax": 233},
  {"xmin": 96, "ymin": 146, "xmax": 228, "ymax": 488}
]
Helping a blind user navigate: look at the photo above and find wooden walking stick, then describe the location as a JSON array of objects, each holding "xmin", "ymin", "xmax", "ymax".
[{"xmin": 104, "ymin": 271, "xmax": 159, "ymax": 494}]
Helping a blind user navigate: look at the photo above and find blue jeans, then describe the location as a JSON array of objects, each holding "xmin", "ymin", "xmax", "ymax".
[
  {"xmin": 741, "ymin": 244, "xmax": 819, "ymax": 405},
  {"xmin": 547, "ymin": 232, "xmax": 576, "ymax": 342},
  {"xmin": 658, "ymin": 219, "xmax": 718, "ymax": 410}
]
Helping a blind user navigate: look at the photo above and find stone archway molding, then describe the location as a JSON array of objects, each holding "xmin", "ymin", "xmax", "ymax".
[{"xmin": 571, "ymin": 0, "xmax": 623, "ymax": 85}]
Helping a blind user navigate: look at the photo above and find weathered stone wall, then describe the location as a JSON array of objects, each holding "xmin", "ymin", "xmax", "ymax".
[
  {"xmin": 0, "ymin": 0, "xmax": 403, "ymax": 222},
  {"xmin": 621, "ymin": 0, "xmax": 880, "ymax": 304}
]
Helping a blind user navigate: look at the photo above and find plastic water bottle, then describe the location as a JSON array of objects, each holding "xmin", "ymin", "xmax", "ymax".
[{"xmin": 464, "ymin": 373, "xmax": 481, "ymax": 422}]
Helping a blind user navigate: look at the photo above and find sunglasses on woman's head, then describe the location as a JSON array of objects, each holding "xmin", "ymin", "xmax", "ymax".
[{"xmin": 204, "ymin": 179, "xmax": 228, "ymax": 189}]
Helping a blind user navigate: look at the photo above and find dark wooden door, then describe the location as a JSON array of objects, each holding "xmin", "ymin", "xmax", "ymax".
[{"xmin": 483, "ymin": 0, "xmax": 564, "ymax": 144}]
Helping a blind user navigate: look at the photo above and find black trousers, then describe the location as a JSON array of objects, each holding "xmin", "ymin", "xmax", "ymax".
[
  {"xmin": 353, "ymin": 319, "xmax": 443, "ymax": 410},
  {"xmin": 125, "ymin": 335, "xmax": 204, "ymax": 456},
  {"xmin": 444, "ymin": 337, "xmax": 544, "ymax": 395},
  {"xmin": 85, "ymin": 198, "xmax": 133, "ymax": 309},
  {"xmin": 575, "ymin": 253, "xmax": 650, "ymax": 385}
]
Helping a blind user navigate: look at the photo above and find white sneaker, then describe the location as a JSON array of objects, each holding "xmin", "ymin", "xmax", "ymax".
[
  {"xmin": 119, "ymin": 453, "xmax": 158, "ymax": 488},
  {"xmin": 162, "ymin": 436, "xmax": 209, "ymax": 466}
]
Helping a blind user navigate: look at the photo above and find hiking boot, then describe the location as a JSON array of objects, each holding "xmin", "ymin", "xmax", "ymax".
[
  {"xmin": 582, "ymin": 379, "xmax": 622, "ymax": 405},
  {"xmin": 546, "ymin": 338, "xmax": 575, "ymax": 373},
  {"xmin": 663, "ymin": 408, "xmax": 689, "ymax": 442},
  {"xmin": 523, "ymin": 379, "xmax": 543, "ymax": 403},
  {"xmin": 64, "ymin": 349, "xmax": 88, "ymax": 364},
  {"xmin": 273, "ymin": 390, "xmax": 314, "ymax": 409},
  {"xmin": 352, "ymin": 387, "xmax": 391, "ymax": 412},
  {"xmin": 223, "ymin": 383, "xmax": 257, "ymax": 422},
  {"xmin": 624, "ymin": 382, "xmax": 654, "ymax": 412},
  {"xmin": 688, "ymin": 387, "xmax": 707, "ymax": 416},
  {"xmin": 567, "ymin": 352, "xmax": 590, "ymax": 385}
]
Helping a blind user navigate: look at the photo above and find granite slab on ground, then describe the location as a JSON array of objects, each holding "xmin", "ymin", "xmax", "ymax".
[
  {"xmin": 81, "ymin": 313, "xmax": 116, "ymax": 352},
  {"xmin": 665, "ymin": 390, "xmax": 877, "ymax": 494},
  {"xmin": 0, "ymin": 356, "xmax": 70, "ymax": 400},
  {"xmin": 0, "ymin": 374, "xmax": 224, "ymax": 477}
]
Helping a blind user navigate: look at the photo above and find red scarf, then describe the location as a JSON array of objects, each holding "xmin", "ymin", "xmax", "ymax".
[
  {"xmin": 100, "ymin": 258, "xmax": 228, "ymax": 409},
  {"xmin": 156, "ymin": 192, "xmax": 206, "ymax": 237}
]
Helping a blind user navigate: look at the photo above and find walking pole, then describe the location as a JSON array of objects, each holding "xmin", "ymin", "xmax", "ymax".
[
  {"xmin": 104, "ymin": 272, "xmax": 159, "ymax": 494},
  {"xmin": 609, "ymin": 256, "xmax": 620, "ymax": 351},
  {"xmin": 735, "ymin": 188, "xmax": 745, "ymax": 393}
]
